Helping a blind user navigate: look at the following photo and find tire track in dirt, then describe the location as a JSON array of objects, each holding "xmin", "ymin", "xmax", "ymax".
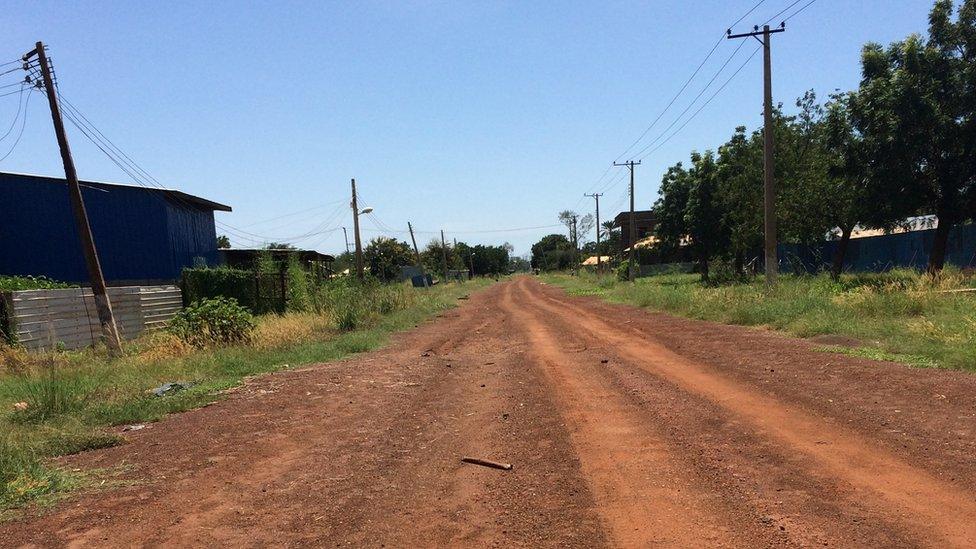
[
  {"xmin": 1, "ymin": 283, "xmax": 606, "ymax": 548},
  {"xmin": 525, "ymin": 277, "xmax": 976, "ymax": 547},
  {"xmin": 500, "ymin": 281, "xmax": 770, "ymax": 547}
]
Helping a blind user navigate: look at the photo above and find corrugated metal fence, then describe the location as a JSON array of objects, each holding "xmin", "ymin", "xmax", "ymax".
[{"xmin": 1, "ymin": 285, "xmax": 182, "ymax": 350}]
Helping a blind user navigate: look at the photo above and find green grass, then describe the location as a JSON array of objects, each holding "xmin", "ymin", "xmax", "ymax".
[
  {"xmin": 541, "ymin": 269, "xmax": 976, "ymax": 371},
  {"xmin": 0, "ymin": 279, "xmax": 491, "ymax": 515}
]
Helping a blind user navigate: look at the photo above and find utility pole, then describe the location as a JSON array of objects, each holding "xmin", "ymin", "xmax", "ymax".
[
  {"xmin": 728, "ymin": 23, "xmax": 785, "ymax": 286},
  {"xmin": 341, "ymin": 226, "xmax": 350, "ymax": 255},
  {"xmin": 613, "ymin": 160, "xmax": 641, "ymax": 282},
  {"xmin": 440, "ymin": 230, "xmax": 449, "ymax": 282},
  {"xmin": 27, "ymin": 42, "xmax": 122, "ymax": 353},
  {"xmin": 585, "ymin": 192, "xmax": 603, "ymax": 272},
  {"xmin": 571, "ymin": 214, "xmax": 579, "ymax": 276},
  {"xmin": 350, "ymin": 179, "xmax": 364, "ymax": 281},
  {"xmin": 407, "ymin": 222, "xmax": 429, "ymax": 289}
]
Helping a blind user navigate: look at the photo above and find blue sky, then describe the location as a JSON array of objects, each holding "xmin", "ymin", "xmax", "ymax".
[{"xmin": 0, "ymin": 0, "xmax": 935, "ymax": 256}]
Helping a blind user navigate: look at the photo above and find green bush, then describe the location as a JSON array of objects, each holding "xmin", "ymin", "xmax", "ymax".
[
  {"xmin": 0, "ymin": 276, "xmax": 73, "ymax": 292},
  {"xmin": 168, "ymin": 297, "xmax": 256, "ymax": 348},
  {"xmin": 616, "ymin": 260, "xmax": 631, "ymax": 281},
  {"xmin": 313, "ymin": 279, "xmax": 414, "ymax": 331}
]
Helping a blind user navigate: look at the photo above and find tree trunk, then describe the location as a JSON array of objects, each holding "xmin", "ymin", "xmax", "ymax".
[
  {"xmin": 733, "ymin": 253, "xmax": 744, "ymax": 277},
  {"xmin": 699, "ymin": 257, "xmax": 709, "ymax": 283},
  {"xmin": 830, "ymin": 225, "xmax": 853, "ymax": 281},
  {"xmin": 927, "ymin": 213, "xmax": 953, "ymax": 276}
]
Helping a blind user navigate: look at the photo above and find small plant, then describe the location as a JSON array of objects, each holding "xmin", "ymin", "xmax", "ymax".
[
  {"xmin": 9, "ymin": 354, "xmax": 88, "ymax": 423},
  {"xmin": 168, "ymin": 297, "xmax": 256, "ymax": 348}
]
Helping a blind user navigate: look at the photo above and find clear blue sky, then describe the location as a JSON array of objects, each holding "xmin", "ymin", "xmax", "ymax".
[{"xmin": 0, "ymin": 0, "xmax": 935, "ymax": 256}]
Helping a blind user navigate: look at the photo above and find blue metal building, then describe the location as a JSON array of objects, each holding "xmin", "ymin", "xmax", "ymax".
[{"xmin": 0, "ymin": 172, "xmax": 232, "ymax": 283}]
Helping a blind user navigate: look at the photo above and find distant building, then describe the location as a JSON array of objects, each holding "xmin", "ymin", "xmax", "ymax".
[
  {"xmin": 0, "ymin": 171, "xmax": 231, "ymax": 284},
  {"xmin": 613, "ymin": 210, "xmax": 656, "ymax": 254}
]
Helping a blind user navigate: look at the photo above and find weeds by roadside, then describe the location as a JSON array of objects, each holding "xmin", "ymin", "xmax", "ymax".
[
  {"xmin": 0, "ymin": 279, "xmax": 490, "ymax": 515},
  {"xmin": 543, "ymin": 269, "xmax": 976, "ymax": 371}
]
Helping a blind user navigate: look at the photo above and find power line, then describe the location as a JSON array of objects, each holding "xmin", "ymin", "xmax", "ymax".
[
  {"xmin": 0, "ymin": 86, "xmax": 33, "ymax": 163},
  {"xmin": 763, "ymin": 0, "xmax": 804, "ymax": 25},
  {"xmin": 629, "ymin": 38, "xmax": 749, "ymax": 160},
  {"xmin": 585, "ymin": 0, "xmax": 767, "ymax": 195},
  {"xmin": 638, "ymin": 44, "xmax": 763, "ymax": 161},
  {"xmin": 783, "ymin": 0, "xmax": 817, "ymax": 23}
]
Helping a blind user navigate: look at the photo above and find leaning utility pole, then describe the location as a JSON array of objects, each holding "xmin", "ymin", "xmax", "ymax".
[
  {"xmin": 350, "ymin": 179, "xmax": 365, "ymax": 281},
  {"xmin": 341, "ymin": 226, "xmax": 351, "ymax": 254},
  {"xmin": 585, "ymin": 192, "xmax": 603, "ymax": 272},
  {"xmin": 728, "ymin": 23, "xmax": 785, "ymax": 286},
  {"xmin": 27, "ymin": 41, "xmax": 122, "ymax": 353},
  {"xmin": 407, "ymin": 222, "xmax": 429, "ymax": 289},
  {"xmin": 440, "ymin": 230, "xmax": 449, "ymax": 282},
  {"xmin": 613, "ymin": 160, "xmax": 641, "ymax": 282}
]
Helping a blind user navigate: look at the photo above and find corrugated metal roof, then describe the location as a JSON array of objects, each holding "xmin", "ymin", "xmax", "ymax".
[{"xmin": 0, "ymin": 171, "xmax": 232, "ymax": 212}]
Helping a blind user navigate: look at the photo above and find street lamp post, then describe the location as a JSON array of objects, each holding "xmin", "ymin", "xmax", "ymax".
[{"xmin": 350, "ymin": 178, "xmax": 373, "ymax": 281}]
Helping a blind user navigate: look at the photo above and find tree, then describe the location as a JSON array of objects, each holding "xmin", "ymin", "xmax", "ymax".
[
  {"xmin": 363, "ymin": 237, "xmax": 413, "ymax": 282},
  {"xmin": 530, "ymin": 234, "xmax": 574, "ymax": 271},
  {"xmin": 654, "ymin": 162, "xmax": 692, "ymax": 260},
  {"xmin": 216, "ymin": 235, "xmax": 231, "ymax": 249},
  {"xmin": 853, "ymin": 0, "xmax": 976, "ymax": 273},
  {"xmin": 821, "ymin": 91, "xmax": 877, "ymax": 279},
  {"xmin": 264, "ymin": 242, "xmax": 296, "ymax": 250},
  {"xmin": 715, "ymin": 127, "xmax": 764, "ymax": 272},
  {"xmin": 599, "ymin": 220, "xmax": 620, "ymax": 257},
  {"xmin": 684, "ymin": 151, "xmax": 728, "ymax": 282}
]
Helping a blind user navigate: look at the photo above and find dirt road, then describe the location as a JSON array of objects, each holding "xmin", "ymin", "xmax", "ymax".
[{"xmin": 4, "ymin": 277, "xmax": 976, "ymax": 547}]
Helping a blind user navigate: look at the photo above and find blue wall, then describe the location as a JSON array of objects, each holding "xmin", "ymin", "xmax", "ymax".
[
  {"xmin": 0, "ymin": 173, "xmax": 222, "ymax": 283},
  {"xmin": 779, "ymin": 224, "xmax": 976, "ymax": 273}
]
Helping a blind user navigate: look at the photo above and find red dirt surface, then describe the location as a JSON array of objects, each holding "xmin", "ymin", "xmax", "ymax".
[{"xmin": 3, "ymin": 277, "xmax": 976, "ymax": 547}]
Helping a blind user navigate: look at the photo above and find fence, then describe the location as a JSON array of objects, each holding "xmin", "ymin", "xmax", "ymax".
[
  {"xmin": 0, "ymin": 285, "xmax": 182, "ymax": 350},
  {"xmin": 779, "ymin": 223, "xmax": 976, "ymax": 274}
]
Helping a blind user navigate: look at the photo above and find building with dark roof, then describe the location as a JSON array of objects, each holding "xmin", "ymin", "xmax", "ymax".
[
  {"xmin": 613, "ymin": 209, "xmax": 656, "ymax": 254},
  {"xmin": 0, "ymin": 171, "xmax": 231, "ymax": 284}
]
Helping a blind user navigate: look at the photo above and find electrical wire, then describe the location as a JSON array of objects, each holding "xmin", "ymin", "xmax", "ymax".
[
  {"xmin": 762, "ymin": 0, "xmax": 804, "ymax": 25},
  {"xmin": 783, "ymin": 0, "xmax": 817, "ymax": 23},
  {"xmin": 638, "ymin": 44, "xmax": 762, "ymax": 161},
  {"xmin": 629, "ymin": 38, "xmax": 748, "ymax": 160},
  {"xmin": 0, "ymin": 85, "xmax": 26, "ymax": 142},
  {"xmin": 583, "ymin": 0, "xmax": 768, "ymax": 198},
  {"xmin": 0, "ymin": 86, "xmax": 32, "ymax": 163}
]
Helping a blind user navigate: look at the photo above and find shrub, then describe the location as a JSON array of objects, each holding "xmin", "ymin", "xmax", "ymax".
[
  {"xmin": 168, "ymin": 297, "xmax": 256, "ymax": 348},
  {"xmin": 616, "ymin": 260, "xmax": 631, "ymax": 281}
]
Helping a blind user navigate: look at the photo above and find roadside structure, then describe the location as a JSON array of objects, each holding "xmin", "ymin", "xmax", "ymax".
[
  {"xmin": 613, "ymin": 210, "xmax": 656, "ymax": 256},
  {"xmin": 0, "ymin": 171, "xmax": 231, "ymax": 284}
]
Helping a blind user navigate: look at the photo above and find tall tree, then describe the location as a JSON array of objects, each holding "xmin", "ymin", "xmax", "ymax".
[
  {"xmin": 684, "ymin": 151, "xmax": 727, "ymax": 282},
  {"xmin": 653, "ymin": 162, "xmax": 692, "ymax": 260},
  {"xmin": 853, "ymin": 0, "xmax": 976, "ymax": 273}
]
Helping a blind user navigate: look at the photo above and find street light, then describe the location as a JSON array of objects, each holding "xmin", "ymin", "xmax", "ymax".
[{"xmin": 350, "ymin": 179, "xmax": 375, "ymax": 281}]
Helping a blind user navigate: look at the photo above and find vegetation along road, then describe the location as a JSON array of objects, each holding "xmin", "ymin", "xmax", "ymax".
[{"xmin": 3, "ymin": 277, "xmax": 976, "ymax": 547}]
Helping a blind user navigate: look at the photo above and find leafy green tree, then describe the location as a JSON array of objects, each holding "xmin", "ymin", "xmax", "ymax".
[
  {"xmin": 821, "ymin": 91, "xmax": 876, "ymax": 279},
  {"xmin": 653, "ymin": 162, "xmax": 692, "ymax": 260},
  {"xmin": 216, "ymin": 235, "xmax": 231, "ymax": 248},
  {"xmin": 853, "ymin": 0, "xmax": 976, "ymax": 273},
  {"xmin": 716, "ymin": 127, "xmax": 764, "ymax": 271},
  {"xmin": 364, "ymin": 237, "xmax": 413, "ymax": 282},
  {"xmin": 264, "ymin": 242, "xmax": 297, "ymax": 250},
  {"xmin": 530, "ymin": 234, "xmax": 574, "ymax": 271},
  {"xmin": 684, "ymin": 151, "xmax": 727, "ymax": 282}
]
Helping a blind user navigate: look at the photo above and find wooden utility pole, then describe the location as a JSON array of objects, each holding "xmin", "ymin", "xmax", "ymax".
[
  {"xmin": 440, "ymin": 230, "xmax": 449, "ymax": 282},
  {"xmin": 407, "ymin": 222, "xmax": 429, "ymax": 289},
  {"xmin": 728, "ymin": 23, "xmax": 785, "ymax": 286},
  {"xmin": 350, "ymin": 179, "xmax": 364, "ymax": 281},
  {"xmin": 571, "ymin": 214, "xmax": 579, "ymax": 275},
  {"xmin": 613, "ymin": 160, "xmax": 641, "ymax": 282},
  {"xmin": 28, "ymin": 41, "xmax": 121, "ymax": 353},
  {"xmin": 585, "ymin": 192, "xmax": 603, "ymax": 272},
  {"xmin": 341, "ymin": 226, "xmax": 350, "ymax": 254}
]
